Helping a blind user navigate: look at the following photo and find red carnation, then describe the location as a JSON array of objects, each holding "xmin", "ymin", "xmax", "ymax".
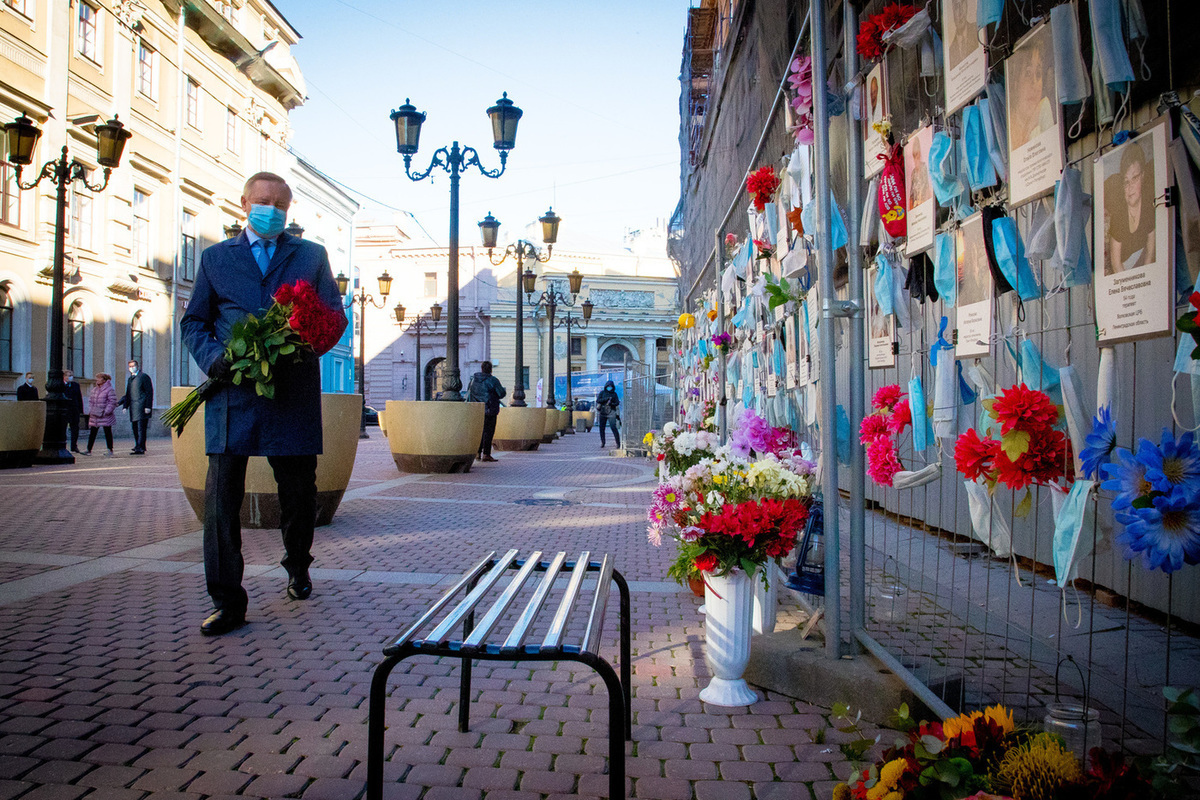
[
  {"xmin": 991, "ymin": 383, "xmax": 1058, "ymax": 435},
  {"xmin": 694, "ymin": 553, "xmax": 719, "ymax": 573},
  {"xmin": 955, "ymin": 428, "xmax": 999, "ymax": 482},
  {"xmin": 887, "ymin": 399, "xmax": 912, "ymax": 435},
  {"xmin": 872, "ymin": 384, "xmax": 903, "ymax": 411},
  {"xmin": 860, "ymin": 413, "xmax": 889, "ymax": 444}
]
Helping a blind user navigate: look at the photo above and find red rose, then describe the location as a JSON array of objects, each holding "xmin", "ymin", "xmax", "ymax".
[
  {"xmin": 274, "ymin": 284, "xmax": 296, "ymax": 305},
  {"xmin": 693, "ymin": 553, "xmax": 719, "ymax": 573}
]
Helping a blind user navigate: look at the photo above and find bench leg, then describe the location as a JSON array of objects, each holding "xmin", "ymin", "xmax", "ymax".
[
  {"xmin": 613, "ymin": 568, "xmax": 633, "ymax": 741},
  {"xmin": 458, "ymin": 656, "xmax": 473, "ymax": 733},
  {"xmin": 588, "ymin": 656, "xmax": 627, "ymax": 800},
  {"xmin": 367, "ymin": 654, "xmax": 403, "ymax": 800}
]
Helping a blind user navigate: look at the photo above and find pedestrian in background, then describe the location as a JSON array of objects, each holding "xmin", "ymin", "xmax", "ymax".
[
  {"xmin": 596, "ymin": 380, "xmax": 621, "ymax": 449},
  {"xmin": 467, "ymin": 360, "xmax": 505, "ymax": 462},
  {"xmin": 63, "ymin": 370, "xmax": 84, "ymax": 453},
  {"xmin": 85, "ymin": 373, "xmax": 117, "ymax": 457},
  {"xmin": 16, "ymin": 372, "xmax": 37, "ymax": 401},
  {"xmin": 117, "ymin": 359, "xmax": 153, "ymax": 455}
]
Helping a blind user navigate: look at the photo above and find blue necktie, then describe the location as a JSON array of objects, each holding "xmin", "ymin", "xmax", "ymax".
[{"xmin": 253, "ymin": 240, "xmax": 273, "ymax": 275}]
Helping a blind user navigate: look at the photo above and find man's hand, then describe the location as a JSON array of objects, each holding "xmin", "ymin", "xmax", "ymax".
[
  {"xmin": 117, "ymin": 397, "xmax": 128, "ymax": 409},
  {"xmin": 208, "ymin": 357, "xmax": 234, "ymax": 382}
]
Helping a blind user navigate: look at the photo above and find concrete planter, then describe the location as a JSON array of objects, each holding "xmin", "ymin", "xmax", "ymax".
[
  {"xmin": 171, "ymin": 388, "xmax": 362, "ymax": 528},
  {"xmin": 492, "ymin": 406, "xmax": 545, "ymax": 452},
  {"xmin": 0, "ymin": 401, "xmax": 46, "ymax": 469},
  {"xmin": 385, "ymin": 400, "xmax": 484, "ymax": 473},
  {"xmin": 573, "ymin": 410, "xmax": 594, "ymax": 432},
  {"xmin": 541, "ymin": 407, "xmax": 560, "ymax": 444},
  {"xmin": 560, "ymin": 408, "xmax": 575, "ymax": 434}
]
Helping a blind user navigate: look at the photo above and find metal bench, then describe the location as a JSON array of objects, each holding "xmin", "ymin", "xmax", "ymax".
[{"xmin": 367, "ymin": 549, "xmax": 632, "ymax": 800}]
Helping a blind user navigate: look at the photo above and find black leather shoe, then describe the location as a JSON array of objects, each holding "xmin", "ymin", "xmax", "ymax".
[
  {"xmin": 200, "ymin": 609, "xmax": 246, "ymax": 636},
  {"xmin": 287, "ymin": 570, "xmax": 312, "ymax": 600}
]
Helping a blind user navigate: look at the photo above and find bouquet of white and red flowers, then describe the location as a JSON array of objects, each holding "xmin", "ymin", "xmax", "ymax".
[{"xmin": 162, "ymin": 279, "xmax": 344, "ymax": 434}]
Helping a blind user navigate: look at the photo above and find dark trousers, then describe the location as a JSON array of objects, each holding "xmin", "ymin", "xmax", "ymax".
[
  {"xmin": 130, "ymin": 418, "xmax": 148, "ymax": 452},
  {"xmin": 68, "ymin": 414, "xmax": 80, "ymax": 450},
  {"xmin": 599, "ymin": 414, "xmax": 620, "ymax": 447},
  {"xmin": 203, "ymin": 453, "xmax": 318, "ymax": 614},
  {"xmin": 478, "ymin": 413, "xmax": 498, "ymax": 457},
  {"xmin": 86, "ymin": 426, "xmax": 113, "ymax": 451}
]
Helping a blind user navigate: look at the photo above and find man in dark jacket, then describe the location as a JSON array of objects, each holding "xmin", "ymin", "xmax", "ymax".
[
  {"xmin": 181, "ymin": 171, "xmax": 346, "ymax": 636},
  {"xmin": 466, "ymin": 361, "xmax": 506, "ymax": 462},
  {"xmin": 63, "ymin": 370, "xmax": 84, "ymax": 452},
  {"xmin": 596, "ymin": 380, "xmax": 620, "ymax": 449},
  {"xmin": 117, "ymin": 360, "xmax": 153, "ymax": 454},
  {"xmin": 16, "ymin": 372, "xmax": 37, "ymax": 401}
]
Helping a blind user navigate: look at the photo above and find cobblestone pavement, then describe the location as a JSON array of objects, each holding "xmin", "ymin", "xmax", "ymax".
[{"xmin": 0, "ymin": 430, "xmax": 881, "ymax": 800}]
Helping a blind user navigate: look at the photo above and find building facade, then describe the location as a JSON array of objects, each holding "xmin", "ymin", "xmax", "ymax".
[{"xmin": 0, "ymin": 0, "xmax": 349, "ymax": 408}]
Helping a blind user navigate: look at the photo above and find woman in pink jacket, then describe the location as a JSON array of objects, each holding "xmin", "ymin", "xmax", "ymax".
[{"xmin": 85, "ymin": 372, "xmax": 118, "ymax": 457}]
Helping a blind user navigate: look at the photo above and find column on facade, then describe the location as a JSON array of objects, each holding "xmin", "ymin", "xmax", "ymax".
[
  {"xmin": 585, "ymin": 335, "xmax": 599, "ymax": 373},
  {"xmin": 643, "ymin": 336, "xmax": 657, "ymax": 367}
]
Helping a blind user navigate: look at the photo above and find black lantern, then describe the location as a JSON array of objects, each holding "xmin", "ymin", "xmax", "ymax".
[
  {"xmin": 389, "ymin": 99, "xmax": 426, "ymax": 155},
  {"xmin": 224, "ymin": 221, "xmax": 243, "ymax": 239},
  {"xmin": 539, "ymin": 206, "xmax": 561, "ymax": 245},
  {"xmin": 285, "ymin": 220, "xmax": 305, "ymax": 238},
  {"xmin": 786, "ymin": 499, "xmax": 825, "ymax": 596},
  {"xmin": 430, "ymin": 302, "xmax": 443, "ymax": 323},
  {"xmin": 394, "ymin": 304, "xmax": 406, "ymax": 323},
  {"xmin": 335, "ymin": 271, "xmax": 349, "ymax": 296},
  {"xmin": 522, "ymin": 268, "xmax": 537, "ymax": 295},
  {"xmin": 95, "ymin": 115, "xmax": 132, "ymax": 168},
  {"xmin": 582, "ymin": 299, "xmax": 594, "ymax": 320},
  {"xmin": 3, "ymin": 114, "xmax": 41, "ymax": 166},
  {"xmin": 478, "ymin": 212, "xmax": 500, "ymax": 250},
  {"xmin": 567, "ymin": 269, "xmax": 583, "ymax": 295},
  {"xmin": 377, "ymin": 271, "xmax": 393, "ymax": 298},
  {"xmin": 487, "ymin": 92, "xmax": 522, "ymax": 151}
]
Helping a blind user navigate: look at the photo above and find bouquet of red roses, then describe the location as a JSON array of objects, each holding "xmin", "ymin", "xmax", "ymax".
[{"xmin": 161, "ymin": 279, "xmax": 344, "ymax": 434}]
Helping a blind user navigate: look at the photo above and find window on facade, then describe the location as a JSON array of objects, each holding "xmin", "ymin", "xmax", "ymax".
[
  {"xmin": 77, "ymin": 2, "xmax": 99, "ymax": 62},
  {"xmin": 132, "ymin": 189, "xmax": 150, "ymax": 268},
  {"xmin": 225, "ymin": 107, "xmax": 240, "ymax": 153},
  {"xmin": 180, "ymin": 211, "xmax": 197, "ymax": 281},
  {"xmin": 570, "ymin": 336, "xmax": 582, "ymax": 356},
  {"xmin": 1, "ymin": 160, "xmax": 20, "ymax": 228},
  {"xmin": 0, "ymin": 284, "xmax": 12, "ymax": 373},
  {"xmin": 522, "ymin": 366, "xmax": 530, "ymax": 390},
  {"xmin": 70, "ymin": 192, "xmax": 93, "ymax": 251},
  {"xmin": 136, "ymin": 41, "xmax": 156, "ymax": 99},
  {"xmin": 424, "ymin": 272, "xmax": 437, "ymax": 297},
  {"xmin": 218, "ymin": 1, "xmax": 235, "ymax": 21},
  {"xmin": 130, "ymin": 312, "xmax": 144, "ymax": 366},
  {"xmin": 186, "ymin": 78, "xmax": 201, "ymax": 128},
  {"xmin": 5, "ymin": 0, "xmax": 32, "ymax": 19},
  {"xmin": 67, "ymin": 302, "xmax": 86, "ymax": 374},
  {"xmin": 180, "ymin": 345, "xmax": 193, "ymax": 386}
]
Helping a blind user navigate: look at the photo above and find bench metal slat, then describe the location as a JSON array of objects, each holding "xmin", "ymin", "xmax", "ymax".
[
  {"xmin": 540, "ymin": 551, "xmax": 590, "ymax": 652},
  {"xmin": 501, "ymin": 551, "xmax": 568, "ymax": 654},
  {"xmin": 462, "ymin": 551, "xmax": 544, "ymax": 650},
  {"xmin": 580, "ymin": 554, "xmax": 615, "ymax": 655},
  {"xmin": 422, "ymin": 549, "xmax": 520, "ymax": 647},
  {"xmin": 385, "ymin": 550, "xmax": 497, "ymax": 655}
]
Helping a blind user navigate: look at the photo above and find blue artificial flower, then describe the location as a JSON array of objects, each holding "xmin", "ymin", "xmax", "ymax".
[
  {"xmin": 1115, "ymin": 487, "xmax": 1200, "ymax": 574},
  {"xmin": 1100, "ymin": 447, "xmax": 1153, "ymax": 510},
  {"xmin": 1140, "ymin": 429, "xmax": 1200, "ymax": 495},
  {"xmin": 1079, "ymin": 406, "xmax": 1117, "ymax": 480}
]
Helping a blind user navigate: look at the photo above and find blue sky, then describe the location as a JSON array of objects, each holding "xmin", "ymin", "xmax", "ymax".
[{"xmin": 280, "ymin": 0, "xmax": 691, "ymax": 247}]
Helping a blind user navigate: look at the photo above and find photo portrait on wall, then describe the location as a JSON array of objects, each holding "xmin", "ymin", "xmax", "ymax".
[
  {"xmin": 942, "ymin": 0, "xmax": 987, "ymax": 114},
  {"xmin": 1095, "ymin": 119, "xmax": 1174, "ymax": 344},
  {"xmin": 955, "ymin": 214, "xmax": 993, "ymax": 358},
  {"xmin": 905, "ymin": 126, "xmax": 936, "ymax": 254},
  {"xmin": 1004, "ymin": 23, "xmax": 1064, "ymax": 207},
  {"xmin": 867, "ymin": 266, "xmax": 896, "ymax": 368},
  {"xmin": 864, "ymin": 62, "xmax": 889, "ymax": 179}
]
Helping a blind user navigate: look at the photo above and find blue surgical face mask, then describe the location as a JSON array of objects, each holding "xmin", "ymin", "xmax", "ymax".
[
  {"xmin": 962, "ymin": 102, "xmax": 998, "ymax": 191},
  {"xmin": 1049, "ymin": 167, "xmax": 1093, "ymax": 286},
  {"xmin": 933, "ymin": 232, "xmax": 957, "ymax": 307},
  {"xmin": 991, "ymin": 216, "xmax": 1041, "ymax": 300},
  {"xmin": 1051, "ymin": 3, "xmax": 1091, "ymax": 105},
  {"xmin": 1089, "ymin": 0, "xmax": 1134, "ymax": 92},
  {"xmin": 874, "ymin": 256, "xmax": 895, "ymax": 316},
  {"xmin": 978, "ymin": 0, "xmax": 1003, "ymax": 27},
  {"xmin": 929, "ymin": 131, "xmax": 965, "ymax": 207},
  {"xmin": 248, "ymin": 204, "xmax": 288, "ymax": 238},
  {"xmin": 1052, "ymin": 479, "xmax": 1095, "ymax": 587}
]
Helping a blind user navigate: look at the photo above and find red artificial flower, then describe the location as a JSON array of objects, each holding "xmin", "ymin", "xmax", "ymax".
[
  {"xmin": 955, "ymin": 429, "xmax": 1000, "ymax": 482},
  {"xmin": 867, "ymin": 436, "xmax": 902, "ymax": 486},
  {"xmin": 879, "ymin": 3, "xmax": 917, "ymax": 30},
  {"xmin": 993, "ymin": 450, "xmax": 1033, "ymax": 491},
  {"xmin": 860, "ymin": 413, "xmax": 889, "ymax": 444},
  {"xmin": 887, "ymin": 399, "xmax": 912, "ymax": 436},
  {"xmin": 1020, "ymin": 428, "xmax": 1072, "ymax": 485},
  {"xmin": 747, "ymin": 166, "xmax": 781, "ymax": 212},
  {"xmin": 856, "ymin": 18, "xmax": 883, "ymax": 61},
  {"xmin": 991, "ymin": 383, "xmax": 1059, "ymax": 435},
  {"xmin": 872, "ymin": 384, "xmax": 903, "ymax": 411},
  {"xmin": 694, "ymin": 553, "xmax": 719, "ymax": 573}
]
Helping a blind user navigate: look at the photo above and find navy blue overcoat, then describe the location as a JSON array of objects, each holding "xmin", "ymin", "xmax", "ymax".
[{"xmin": 181, "ymin": 231, "xmax": 347, "ymax": 457}]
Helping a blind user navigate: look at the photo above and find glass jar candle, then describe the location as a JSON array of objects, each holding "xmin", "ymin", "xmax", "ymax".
[{"xmin": 1043, "ymin": 702, "xmax": 1101, "ymax": 767}]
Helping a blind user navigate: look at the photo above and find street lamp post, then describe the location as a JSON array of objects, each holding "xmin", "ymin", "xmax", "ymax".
[
  {"xmin": 4, "ymin": 113, "xmax": 132, "ymax": 465},
  {"xmin": 553, "ymin": 298, "xmax": 594, "ymax": 412},
  {"xmin": 389, "ymin": 94, "xmax": 522, "ymax": 402},
  {"xmin": 394, "ymin": 302, "xmax": 442, "ymax": 401},
  {"xmin": 335, "ymin": 270, "xmax": 392, "ymax": 438},
  {"xmin": 478, "ymin": 208, "xmax": 561, "ymax": 407},
  {"xmin": 526, "ymin": 269, "xmax": 584, "ymax": 410}
]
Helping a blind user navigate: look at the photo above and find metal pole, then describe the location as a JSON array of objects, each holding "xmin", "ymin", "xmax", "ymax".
[
  {"xmin": 358, "ymin": 295, "xmax": 368, "ymax": 439},
  {"xmin": 414, "ymin": 322, "xmax": 422, "ymax": 401},
  {"xmin": 545, "ymin": 302, "xmax": 557, "ymax": 408},
  {"xmin": 36, "ymin": 149, "xmax": 72, "ymax": 464},
  {"xmin": 565, "ymin": 318, "xmax": 573, "ymax": 409},
  {"xmin": 715, "ymin": 228, "xmax": 727, "ymax": 445},
  {"xmin": 844, "ymin": 0, "xmax": 868, "ymax": 641},
  {"xmin": 442, "ymin": 142, "xmax": 463, "ymax": 401},
  {"xmin": 811, "ymin": 0, "xmax": 842, "ymax": 660},
  {"xmin": 513, "ymin": 245, "xmax": 527, "ymax": 407}
]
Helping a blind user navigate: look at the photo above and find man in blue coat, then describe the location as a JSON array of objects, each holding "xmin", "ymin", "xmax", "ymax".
[{"xmin": 181, "ymin": 171, "xmax": 347, "ymax": 636}]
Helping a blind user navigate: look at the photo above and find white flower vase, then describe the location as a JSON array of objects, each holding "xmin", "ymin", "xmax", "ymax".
[
  {"xmin": 752, "ymin": 566, "xmax": 777, "ymax": 635},
  {"xmin": 699, "ymin": 569, "xmax": 759, "ymax": 707}
]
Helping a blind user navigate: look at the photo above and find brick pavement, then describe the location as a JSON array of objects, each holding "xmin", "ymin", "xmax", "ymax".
[{"xmin": 0, "ymin": 429, "xmax": 877, "ymax": 800}]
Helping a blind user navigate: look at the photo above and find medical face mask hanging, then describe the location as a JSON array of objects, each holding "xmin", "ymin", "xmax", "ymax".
[
  {"xmin": 1089, "ymin": 0, "xmax": 1135, "ymax": 93},
  {"xmin": 874, "ymin": 255, "xmax": 896, "ymax": 316},
  {"xmin": 1059, "ymin": 364, "xmax": 1090, "ymax": 475},
  {"xmin": 890, "ymin": 257, "xmax": 911, "ymax": 331},
  {"xmin": 932, "ymin": 232, "xmax": 957, "ymax": 307},
  {"xmin": 931, "ymin": 317, "xmax": 957, "ymax": 441},
  {"xmin": 964, "ymin": 479, "xmax": 1013, "ymax": 557},
  {"xmin": 991, "ymin": 215, "xmax": 1041, "ymax": 300},
  {"xmin": 802, "ymin": 188, "xmax": 849, "ymax": 251},
  {"xmin": 1051, "ymin": 2, "xmax": 1091, "ymax": 106},
  {"xmin": 929, "ymin": 131, "xmax": 966, "ymax": 208},
  {"xmin": 1049, "ymin": 167, "xmax": 1094, "ymax": 287},
  {"xmin": 977, "ymin": 0, "xmax": 1003, "ymax": 27},
  {"xmin": 962, "ymin": 102, "xmax": 998, "ymax": 191},
  {"xmin": 983, "ymin": 87, "xmax": 1009, "ymax": 182},
  {"xmin": 909, "ymin": 375, "xmax": 934, "ymax": 452},
  {"xmin": 1050, "ymin": 479, "xmax": 1096, "ymax": 625}
]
